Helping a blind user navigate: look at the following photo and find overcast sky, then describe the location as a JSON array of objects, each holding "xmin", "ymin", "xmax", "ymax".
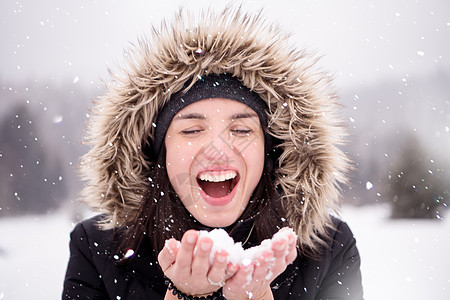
[{"xmin": 1, "ymin": 0, "xmax": 449, "ymax": 89}]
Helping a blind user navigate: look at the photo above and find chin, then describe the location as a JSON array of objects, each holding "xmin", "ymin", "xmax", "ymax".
[
  {"xmin": 195, "ymin": 212, "xmax": 239, "ymax": 228},
  {"xmin": 190, "ymin": 196, "xmax": 246, "ymax": 228}
]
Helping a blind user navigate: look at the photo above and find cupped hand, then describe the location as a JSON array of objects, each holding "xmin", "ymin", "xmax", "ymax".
[
  {"xmin": 222, "ymin": 229, "xmax": 298, "ymax": 300},
  {"xmin": 158, "ymin": 229, "xmax": 234, "ymax": 297}
]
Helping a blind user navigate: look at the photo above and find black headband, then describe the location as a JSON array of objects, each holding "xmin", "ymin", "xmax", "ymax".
[{"xmin": 152, "ymin": 73, "xmax": 270, "ymax": 158}]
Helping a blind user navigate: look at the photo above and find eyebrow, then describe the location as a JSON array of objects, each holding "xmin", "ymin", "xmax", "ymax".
[
  {"xmin": 173, "ymin": 112, "xmax": 206, "ymax": 120},
  {"xmin": 173, "ymin": 112, "xmax": 258, "ymax": 121},
  {"xmin": 230, "ymin": 113, "xmax": 258, "ymax": 120}
]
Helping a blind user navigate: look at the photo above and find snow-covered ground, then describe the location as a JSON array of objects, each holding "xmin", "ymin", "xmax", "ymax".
[
  {"xmin": 0, "ymin": 204, "xmax": 449, "ymax": 299},
  {"xmin": 0, "ymin": 212, "xmax": 74, "ymax": 299},
  {"xmin": 340, "ymin": 205, "xmax": 450, "ymax": 300}
]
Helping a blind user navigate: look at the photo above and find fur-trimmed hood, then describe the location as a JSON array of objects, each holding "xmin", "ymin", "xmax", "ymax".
[{"xmin": 80, "ymin": 7, "xmax": 350, "ymax": 251}]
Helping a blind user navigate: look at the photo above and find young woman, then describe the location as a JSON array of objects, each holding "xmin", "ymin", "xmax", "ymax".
[{"xmin": 63, "ymin": 8, "xmax": 363, "ymax": 300}]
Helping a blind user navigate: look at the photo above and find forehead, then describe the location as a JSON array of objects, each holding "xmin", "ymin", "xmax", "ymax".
[{"xmin": 174, "ymin": 98, "xmax": 258, "ymax": 119}]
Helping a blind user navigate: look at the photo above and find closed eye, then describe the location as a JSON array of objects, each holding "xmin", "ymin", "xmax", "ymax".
[
  {"xmin": 230, "ymin": 129, "xmax": 253, "ymax": 136},
  {"xmin": 181, "ymin": 129, "xmax": 204, "ymax": 135},
  {"xmin": 232, "ymin": 129, "xmax": 252, "ymax": 134}
]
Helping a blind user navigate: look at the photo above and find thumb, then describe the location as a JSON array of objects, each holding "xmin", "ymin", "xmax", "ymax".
[{"xmin": 158, "ymin": 238, "xmax": 180, "ymax": 273}]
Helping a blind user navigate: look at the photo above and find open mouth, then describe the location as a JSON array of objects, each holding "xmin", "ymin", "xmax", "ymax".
[{"xmin": 197, "ymin": 170, "xmax": 240, "ymax": 199}]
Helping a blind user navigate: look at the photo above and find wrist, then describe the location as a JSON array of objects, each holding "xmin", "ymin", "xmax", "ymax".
[
  {"xmin": 248, "ymin": 286, "xmax": 274, "ymax": 300},
  {"xmin": 225, "ymin": 286, "xmax": 273, "ymax": 300},
  {"xmin": 164, "ymin": 276, "xmax": 224, "ymax": 300}
]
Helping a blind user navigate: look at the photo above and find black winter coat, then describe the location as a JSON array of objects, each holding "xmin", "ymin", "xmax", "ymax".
[{"xmin": 62, "ymin": 215, "xmax": 363, "ymax": 299}]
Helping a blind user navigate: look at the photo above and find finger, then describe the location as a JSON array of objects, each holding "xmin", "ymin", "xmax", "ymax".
[
  {"xmin": 272, "ymin": 238, "xmax": 288, "ymax": 258},
  {"xmin": 225, "ymin": 260, "xmax": 254, "ymax": 288},
  {"xmin": 167, "ymin": 238, "xmax": 181, "ymax": 256},
  {"xmin": 225, "ymin": 262, "xmax": 239, "ymax": 280},
  {"xmin": 285, "ymin": 233, "xmax": 298, "ymax": 265},
  {"xmin": 191, "ymin": 237, "xmax": 213, "ymax": 278},
  {"xmin": 206, "ymin": 249, "xmax": 228, "ymax": 284},
  {"xmin": 270, "ymin": 239, "xmax": 289, "ymax": 275},
  {"xmin": 174, "ymin": 230, "xmax": 198, "ymax": 274},
  {"xmin": 252, "ymin": 250, "xmax": 275, "ymax": 283},
  {"xmin": 158, "ymin": 238, "xmax": 179, "ymax": 273}
]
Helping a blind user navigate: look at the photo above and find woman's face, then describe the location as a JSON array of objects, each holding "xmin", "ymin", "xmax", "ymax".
[{"xmin": 165, "ymin": 98, "xmax": 265, "ymax": 227}]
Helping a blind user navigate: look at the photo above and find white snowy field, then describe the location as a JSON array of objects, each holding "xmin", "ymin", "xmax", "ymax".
[
  {"xmin": 0, "ymin": 204, "xmax": 449, "ymax": 300},
  {"xmin": 340, "ymin": 205, "xmax": 450, "ymax": 300}
]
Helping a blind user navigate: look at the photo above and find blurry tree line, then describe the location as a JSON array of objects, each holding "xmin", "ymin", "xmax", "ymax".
[
  {"xmin": 0, "ymin": 69, "xmax": 449, "ymax": 219},
  {"xmin": 0, "ymin": 79, "xmax": 94, "ymax": 217},
  {"xmin": 341, "ymin": 69, "xmax": 450, "ymax": 219},
  {"xmin": 387, "ymin": 135, "xmax": 448, "ymax": 219}
]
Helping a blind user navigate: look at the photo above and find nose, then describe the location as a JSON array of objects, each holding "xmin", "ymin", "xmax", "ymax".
[{"xmin": 200, "ymin": 129, "xmax": 236, "ymax": 163}]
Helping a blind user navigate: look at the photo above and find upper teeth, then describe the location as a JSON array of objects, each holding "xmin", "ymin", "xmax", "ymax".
[{"xmin": 198, "ymin": 171, "xmax": 237, "ymax": 182}]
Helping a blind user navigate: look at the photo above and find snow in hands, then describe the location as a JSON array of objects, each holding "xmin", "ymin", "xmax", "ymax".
[{"xmin": 185, "ymin": 227, "xmax": 297, "ymax": 266}]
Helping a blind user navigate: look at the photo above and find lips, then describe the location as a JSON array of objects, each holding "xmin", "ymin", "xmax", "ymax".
[{"xmin": 196, "ymin": 169, "xmax": 240, "ymax": 205}]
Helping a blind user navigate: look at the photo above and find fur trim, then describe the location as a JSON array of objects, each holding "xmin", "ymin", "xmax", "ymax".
[{"xmin": 80, "ymin": 7, "xmax": 350, "ymax": 252}]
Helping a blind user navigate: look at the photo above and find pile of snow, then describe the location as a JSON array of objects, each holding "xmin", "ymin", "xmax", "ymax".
[{"xmin": 195, "ymin": 227, "xmax": 296, "ymax": 266}]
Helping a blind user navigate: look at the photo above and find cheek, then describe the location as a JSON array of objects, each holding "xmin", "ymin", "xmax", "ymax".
[
  {"xmin": 241, "ymin": 138, "xmax": 265, "ymax": 179},
  {"xmin": 240, "ymin": 134, "xmax": 264, "ymax": 158},
  {"xmin": 165, "ymin": 139, "xmax": 198, "ymax": 186}
]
